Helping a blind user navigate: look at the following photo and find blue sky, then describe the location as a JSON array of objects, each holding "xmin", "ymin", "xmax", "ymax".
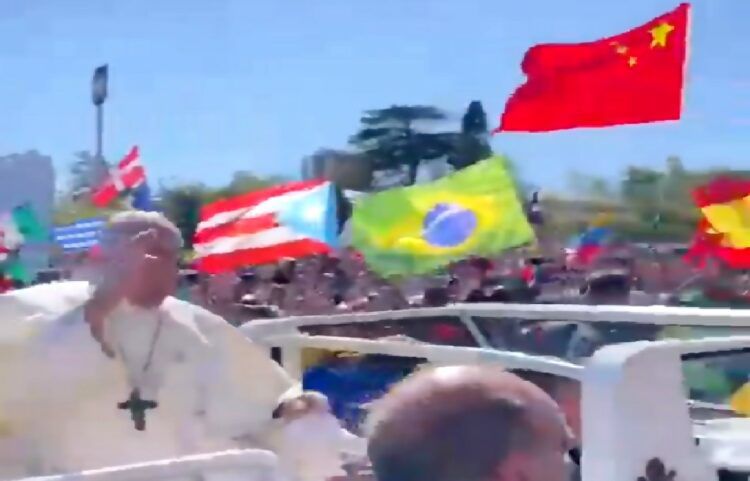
[{"xmin": 1, "ymin": 0, "xmax": 748, "ymax": 192}]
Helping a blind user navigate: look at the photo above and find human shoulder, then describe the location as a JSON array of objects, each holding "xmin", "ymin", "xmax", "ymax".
[
  {"xmin": 0, "ymin": 282, "xmax": 92, "ymax": 346},
  {"xmin": 161, "ymin": 296, "xmax": 241, "ymax": 340},
  {"xmin": 163, "ymin": 296, "xmax": 226, "ymax": 322},
  {"xmin": 0, "ymin": 281, "xmax": 91, "ymax": 317}
]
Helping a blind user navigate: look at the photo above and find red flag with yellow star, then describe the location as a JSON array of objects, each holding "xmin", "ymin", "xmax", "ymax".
[{"xmin": 495, "ymin": 3, "xmax": 690, "ymax": 133}]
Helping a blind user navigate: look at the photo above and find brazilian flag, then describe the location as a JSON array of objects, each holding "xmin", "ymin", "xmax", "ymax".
[{"xmin": 352, "ymin": 156, "xmax": 534, "ymax": 277}]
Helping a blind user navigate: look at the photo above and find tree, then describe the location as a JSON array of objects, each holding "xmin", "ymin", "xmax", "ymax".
[
  {"xmin": 450, "ymin": 101, "xmax": 493, "ymax": 170},
  {"xmin": 66, "ymin": 151, "xmax": 98, "ymax": 197},
  {"xmin": 53, "ymin": 151, "xmax": 122, "ymax": 225},
  {"xmin": 53, "ymin": 198, "xmax": 119, "ymax": 225},
  {"xmin": 568, "ymin": 172, "xmax": 615, "ymax": 201},
  {"xmin": 159, "ymin": 184, "xmax": 210, "ymax": 248},
  {"xmin": 349, "ymin": 105, "xmax": 458, "ymax": 185},
  {"xmin": 159, "ymin": 172, "xmax": 288, "ymax": 248},
  {"xmin": 461, "ymin": 100, "xmax": 488, "ymax": 135},
  {"xmin": 620, "ymin": 157, "xmax": 702, "ymax": 234},
  {"xmin": 213, "ymin": 171, "xmax": 285, "ymax": 200}
]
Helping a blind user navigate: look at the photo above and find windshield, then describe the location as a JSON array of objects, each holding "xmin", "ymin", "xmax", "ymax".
[
  {"xmin": 682, "ymin": 349, "xmax": 750, "ymax": 419},
  {"xmin": 472, "ymin": 315, "xmax": 750, "ymax": 359}
]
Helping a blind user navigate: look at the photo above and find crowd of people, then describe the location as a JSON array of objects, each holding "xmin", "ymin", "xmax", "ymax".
[
  {"xmin": 160, "ymin": 242, "xmax": 750, "ymax": 329},
  {"xmin": 4, "ymin": 210, "xmax": 750, "ymax": 481}
]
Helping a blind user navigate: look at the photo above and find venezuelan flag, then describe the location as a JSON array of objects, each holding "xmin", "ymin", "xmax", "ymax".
[
  {"xmin": 687, "ymin": 177, "xmax": 750, "ymax": 269},
  {"xmin": 351, "ymin": 156, "xmax": 534, "ymax": 276},
  {"xmin": 566, "ymin": 226, "xmax": 613, "ymax": 266}
]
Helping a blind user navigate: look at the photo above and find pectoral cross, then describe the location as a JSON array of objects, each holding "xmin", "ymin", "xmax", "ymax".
[{"xmin": 118, "ymin": 389, "xmax": 158, "ymax": 431}]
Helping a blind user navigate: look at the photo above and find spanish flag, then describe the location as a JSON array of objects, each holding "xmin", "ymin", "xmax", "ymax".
[
  {"xmin": 686, "ymin": 177, "xmax": 750, "ymax": 269},
  {"xmin": 351, "ymin": 156, "xmax": 534, "ymax": 277},
  {"xmin": 730, "ymin": 381, "xmax": 750, "ymax": 416}
]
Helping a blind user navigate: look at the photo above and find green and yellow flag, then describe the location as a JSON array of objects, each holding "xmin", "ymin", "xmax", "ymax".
[{"xmin": 352, "ymin": 156, "xmax": 534, "ymax": 276}]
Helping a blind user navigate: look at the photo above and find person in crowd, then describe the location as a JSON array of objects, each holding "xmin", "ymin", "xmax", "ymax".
[
  {"xmin": 445, "ymin": 276, "xmax": 461, "ymax": 303},
  {"xmin": 668, "ymin": 262, "xmax": 750, "ymax": 308},
  {"xmin": 233, "ymin": 270, "xmax": 258, "ymax": 303},
  {"xmin": 579, "ymin": 269, "xmax": 633, "ymax": 305},
  {"xmin": 175, "ymin": 269, "xmax": 204, "ymax": 305},
  {"xmin": 0, "ymin": 274, "xmax": 13, "ymax": 293},
  {"xmin": 367, "ymin": 365, "xmax": 574, "ymax": 481},
  {"xmin": 272, "ymin": 258, "xmax": 296, "ymax": 286},
  {"xmin": 422, "ymin": 286, "xmax": 450, "ymax": 307},
  {"xmin": 465, "ymin": 286, "xmax": 489, "ymax": 303},
  {"xmin": 520, "ymin": 322, "xmax": 580, "ymax": 358}
]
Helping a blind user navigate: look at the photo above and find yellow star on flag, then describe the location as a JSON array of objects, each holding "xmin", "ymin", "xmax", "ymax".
[
  {"xmin": 628, "ymin": 56, "xmax": 638, "ymax": 67},
  {"xmin": 650, "ymin": 22, "xmax": 675, "ymax": 48}
]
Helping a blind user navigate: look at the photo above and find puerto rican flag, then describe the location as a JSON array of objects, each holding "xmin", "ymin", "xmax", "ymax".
[
  {"xmin": 91, "ymin": 146, "xmax": 146, "ymax": 208},
  {"xmin": 193, "ymin": 179, "xmax": 339, "ymax": 274}
]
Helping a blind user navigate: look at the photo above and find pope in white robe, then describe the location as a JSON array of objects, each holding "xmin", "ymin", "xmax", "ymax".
[{"xmin": 0, "ymin": 212, "xmax": 364, "ymax": 481}]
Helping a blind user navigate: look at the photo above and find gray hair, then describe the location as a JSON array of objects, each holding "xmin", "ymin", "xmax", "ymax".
[{"xmin": 99, "ymin": 211, "xmax": 183, "ymax": 258}]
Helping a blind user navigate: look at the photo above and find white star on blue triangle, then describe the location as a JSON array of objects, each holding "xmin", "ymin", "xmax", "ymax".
[{"xmin": 276, "ymin": 183, "xmax": 338, "ymax": 248}]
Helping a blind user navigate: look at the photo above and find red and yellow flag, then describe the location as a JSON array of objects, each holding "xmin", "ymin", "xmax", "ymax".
[
  {"xmin": 496, "ymin": 3, "xmax": 690, "ymax": 133},
  {"xmin": 686, "ymin": 177, "xmax": 750, "ymax": 269},
  {"xmin": 730, "ymin": 382, "xmax": 750, "ymax": 416}
]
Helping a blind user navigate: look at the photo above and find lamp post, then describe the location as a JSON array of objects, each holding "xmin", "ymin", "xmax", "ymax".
[{"xmin": 91, "ymin": 65, "xmax": 109, "ymax": 186}]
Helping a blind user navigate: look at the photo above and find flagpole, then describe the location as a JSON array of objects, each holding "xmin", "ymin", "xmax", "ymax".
[
  {"xmin": 95, "ymin": 103, "xmax": 103, "ymax": 165},
  {"xmin": 91, "ymin": 65, "xmax": 109, "ymax": 187}
]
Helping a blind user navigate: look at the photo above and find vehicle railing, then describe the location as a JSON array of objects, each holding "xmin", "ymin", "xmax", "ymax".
[
  {"xmin": 583, "ymin": 336, "xmax": 750, "ymax": 481},
  {"xmin": 257, "ymin": 333, "xmax": 582, "ymax": 380},
  {"xmin": 243, "ymin": 303, "xmax": 750, "ymax": 341},
  {"xmin": 241, "ymin": 303, "xmax": 750, "ymax": 368},
  {"xmin": 16, "ymin": 449, "xmax": 281, "ymax": 481}
]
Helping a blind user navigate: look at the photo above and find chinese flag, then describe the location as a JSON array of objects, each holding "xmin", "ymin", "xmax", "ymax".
[{"xmin": 496, "ymin": 3, "xmax": 690, "ymax": 133}]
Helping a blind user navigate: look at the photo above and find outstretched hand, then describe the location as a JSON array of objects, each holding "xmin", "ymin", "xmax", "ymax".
[{"xmin": 276, "ymin": 391, "xmax": 332, "ymax": 422}]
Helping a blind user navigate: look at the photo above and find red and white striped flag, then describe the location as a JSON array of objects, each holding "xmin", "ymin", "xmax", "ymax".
[
  {"xmin": 193, "ymin": 179, "xmax": 337, "ymax": 273},
  {"xmin": 91, "ymin": 146, "xmax": 146, "ymax": 207}
]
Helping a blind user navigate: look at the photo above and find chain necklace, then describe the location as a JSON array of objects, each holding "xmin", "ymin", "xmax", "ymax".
[{"xmin": 115, "ymin": 310, "xmax": 165, "ymax": 431}]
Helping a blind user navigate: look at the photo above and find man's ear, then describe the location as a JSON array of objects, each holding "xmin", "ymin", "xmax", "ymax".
[{"xmin": 493, "ymin": 451, "xmax": 529, "ymax": 481}]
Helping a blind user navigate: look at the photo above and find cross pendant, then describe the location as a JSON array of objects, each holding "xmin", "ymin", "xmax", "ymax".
[{"xmin": 117, "ymin": 389, "xmax": 158, "ymax": 431}]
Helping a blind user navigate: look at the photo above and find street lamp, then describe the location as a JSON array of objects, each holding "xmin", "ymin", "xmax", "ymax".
[{"xmin": 91, "ymin": 65, "xmax": 109, "ymax": 186}]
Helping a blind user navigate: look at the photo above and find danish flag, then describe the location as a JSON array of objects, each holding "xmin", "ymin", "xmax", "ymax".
[{"xmin": 91, "ymin": 146, "xmax": 146, "ymax": 208}]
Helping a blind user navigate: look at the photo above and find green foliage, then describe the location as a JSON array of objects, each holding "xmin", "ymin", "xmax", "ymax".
[
  {"xmin": 212, "ymin": 171, "xmax": 286, "ymax": 200},
  {"xmin": 350, "ymin": 104, "xmax": 459, "ymax": 185},
  {"xmin": 54, "ymin": 149, "xmax": 288, "ymax": 249},
  {"xmin": 53, "ymin": 197, "xmax": 125, "ymax": 225},
  {"xmin": 158, "ymin": 174, "xmax": 287, "ymax": 248},
  {"xmin": 158, "ymin": 184, "xmax": 207, "ymax": 248},
  {"xmin": 450, "ymin": 101, "xmax": 493, "ymax": 170},
  {"xmin": 461, "ymin": 101, "xmax": 488, "ymax": 135},
  {"xmin": 553, "ymin": 156, "xmax": 750, "ymax": 242}
]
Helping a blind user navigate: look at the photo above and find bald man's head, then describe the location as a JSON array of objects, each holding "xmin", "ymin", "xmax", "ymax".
[{"xmin": 367, "ymin": 366, "xmax": 571, "ymax": 481}]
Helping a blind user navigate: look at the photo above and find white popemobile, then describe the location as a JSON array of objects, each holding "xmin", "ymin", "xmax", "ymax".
[{"xmin": 7, "ymin": 304, "xmax": 750, "ymax": 481}]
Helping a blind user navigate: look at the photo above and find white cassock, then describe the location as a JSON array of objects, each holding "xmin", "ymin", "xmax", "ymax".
[{"xmin": 0, "ymin": 281, "xmax": 364, "ymax": 481}]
